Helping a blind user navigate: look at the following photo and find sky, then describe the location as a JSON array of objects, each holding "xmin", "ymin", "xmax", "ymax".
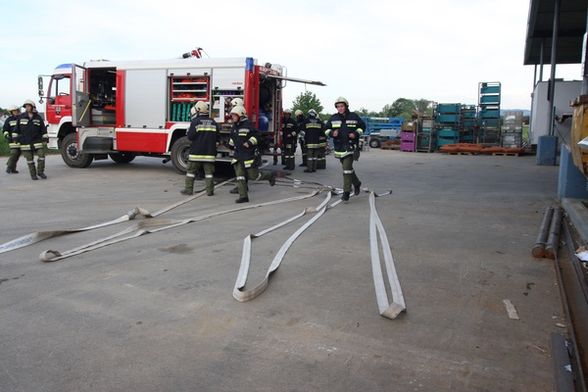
[{"xmin": 0, "ymin": 0, "xmax": 582, "ymax": 113}]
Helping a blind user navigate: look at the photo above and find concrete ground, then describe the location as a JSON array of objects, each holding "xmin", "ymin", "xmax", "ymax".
[{"xmin": 0, "ymin": 150, "xmax": 562, "ymax": 392}]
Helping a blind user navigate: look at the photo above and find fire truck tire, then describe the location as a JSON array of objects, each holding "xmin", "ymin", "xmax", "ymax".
[
  {"xmin": 369, "ymin": 138, "xmax": 381, "ymax": 149},
  {"xmin": 109, "ymin": 152, "xmax": 136, "ymax": 164},
  {"xmin": 170, "ymin": 136, "xmax": 191, "ymax": 174},
  {"xmin": 61, "ymin": 133, "xmax": 94, "ymax": 168}
]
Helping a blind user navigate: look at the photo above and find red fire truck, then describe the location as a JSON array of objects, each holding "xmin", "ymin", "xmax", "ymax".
[{"xmin": 38, "ymin": 53, "xmax": 324, "ymax": 172}]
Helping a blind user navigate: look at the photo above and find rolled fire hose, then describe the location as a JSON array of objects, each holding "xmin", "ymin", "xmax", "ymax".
[{"xmin": 0, "ymin": 179, "xmax": 235, "ymax": 255}]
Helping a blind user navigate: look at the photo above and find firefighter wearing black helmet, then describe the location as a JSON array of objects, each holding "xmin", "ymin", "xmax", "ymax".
[
  {"xmin": 3, "ymin": 104, "xmax": 21, "ymax": 174},
  {"xmin": 302, "ymin": 109, "xmax": 323, "ymax": 173},
  {"xmin": 281, "ymin": 109, "xmax": 298, "ymax": 170},
  {"xmin": 16, "ymin": 99, "xmax": 48, "ymax": 180},
  {"xmin": 324, "ymin": 97, "xmax": 366, "ymax": 201}
]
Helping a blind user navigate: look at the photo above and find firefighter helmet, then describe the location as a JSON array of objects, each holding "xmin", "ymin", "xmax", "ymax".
[
  {"xmin": 231, "ymin": 97, "xmax": 244, "ymax": 107},
  {"xmin": 230, "ymin": 105, "xmax": 247, "ymax": 118},
  {"xmin": 195, "ymin": 101, "xmax": 209, "ymax": 114},
  {"xmin": 8, "ymin": 104, "xmax": 20, "ymax": 112},
  {"xmin": 308, "ymin": 109, "xmax": 318, "ymax": 118},
  {"xmin": 334, "ymin": 97, "xmax": 349, "ymax": 107},
  {"xmin": 190, "ymin": 106, "xmax": 197, "ymax": 117},
  {"xmin": 23, "ymin": 99, "xmax": 36, "ymax": 108},
  {"xmin": 294, "ymin": 109, "xmax": 303, "ymax": 117}
]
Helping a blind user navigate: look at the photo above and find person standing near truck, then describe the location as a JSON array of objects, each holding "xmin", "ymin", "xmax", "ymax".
[
  {"xmin": 281, "ymin": 109, "xmax": 298, "ymax": 170},
  {"xmin": 302, "ymin": 109, "xmax": 323, "ymax": 173},
  {"xmin": 181, "ymin": 101, "xmax": 219, "ymax": 196},
  {"xmin": 295, "ymin": 109, "xmax": 307, "ymax": 167},
  {"xmin": 325, "ymin": 97, "xmax": 366, "ymax": 201},
  {"xmin": 228, "ymin": 106, "xmax": 276, "ymax": 203},
  {"xmin": 16, "ymin": 100, "xmax": 48, "ymax": 180},
  {"xmin": 3, "ymin": 104, "xmax": 21, "ymax": 174}
]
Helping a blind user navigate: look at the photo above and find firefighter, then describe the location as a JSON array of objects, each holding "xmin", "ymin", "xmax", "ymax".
[
  {"xmin": 182, "ymin": 101, "xmax": 219, "ymax": 196},
  {"xmin": 3, "ymin": 104, "xmax": 21, "ymax": 174},
  {"xmin": 317, "ymin": 116, "xmax": 328, "ymax": 170},
  {"xmin": 325, "ymin": 97, "xmax": 366, "ymax": 201},
  {"xmin": 295, "ymin": 109, "xmax": 307, "ymax": 166},
  {"xmin": 228, "ymin": 105, "xmax": 275, "ymax": 203},
  {"xmin": 16, "ymin": 100, "xmax": 48, "ymax": 180},
  {"xmin": 302, "ymin": 109, "xmax": 323, "ymax": 173},
  {"xmin": 281, "ymin": 109, "xmax": 298, "ymax": 170}
]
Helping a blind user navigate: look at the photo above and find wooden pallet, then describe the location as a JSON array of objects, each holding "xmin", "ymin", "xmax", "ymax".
[
  {"xmin": 381, "ymin": 145, "xmax": 399, "ymax": 150},
  {"xmin": 444, "ymin": 152, "xmax": 477, "ymax": 156},
  {"xmin": 492, "ymin": 152, "xmax": 520, "ymax": 157}
]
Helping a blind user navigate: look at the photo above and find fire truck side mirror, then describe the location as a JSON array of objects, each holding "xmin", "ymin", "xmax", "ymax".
[{"xmin": 38, "ymin": 76, "xmax": 44, "ymax": 103}]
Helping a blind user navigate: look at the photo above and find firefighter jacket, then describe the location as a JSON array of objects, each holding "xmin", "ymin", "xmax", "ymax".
[
  {"xmin": 281, "ymin": 117, "xmax": 298, "ymax": 147},
  {"xmin": 16, "ymin": 112, "xmax": 47, "ymax": 148},
  {"xmin": 187, "ymin": 115, "xmax": 219, "ymax": 162},
  {"xmin": 296, "ymin": 115, "xmax": 306, "ymax": 143},
  {"xmin": 2, "ymin": 115, "xmax": 19, "ymax": 147},
  {"xmin": 229, "ymin": 117, "xmax": 259, "ymax": 167},
  {"xmin": 324, "ymin": 111, "xmax": 366, "ymax": 159},
  {"xmin": 303, "ymin": 118, "xmax": 324, "ymax": 149}
]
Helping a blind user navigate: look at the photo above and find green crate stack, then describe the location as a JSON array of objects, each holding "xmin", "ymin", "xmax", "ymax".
[{"xmin": 478, "ymin": 82, "xmax": 501, "ymax": 145}]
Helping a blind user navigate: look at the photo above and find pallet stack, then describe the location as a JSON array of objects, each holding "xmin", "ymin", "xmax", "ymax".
[
  {"xmin": 460, "ymin": 105, "xmax": 477, "ymax": 143},
  {"xmin": 501, "ymin": 110, "xmax": 523, "ymax": 148},
  {"xmin": 478, "ymin": 82, "xmax": 501, "ymax": 145},
  {"xmin": 434, "ymin": 103, "xmax": 461, "ymax": 149},
  {"xmin": 400, "ymin": 122, "xmax": 417, "ymax": 152},
  {"xmin": 416, "ymin": 117, "xmax": 435, "ymax": 152}
]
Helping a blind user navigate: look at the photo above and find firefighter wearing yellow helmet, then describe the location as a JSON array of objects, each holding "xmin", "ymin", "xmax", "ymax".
[
  {"xmin": 17, "ymin": 99, "xmax": 48, "ymax": 180},
  {"xmin": 182, "ymin": 101, "xmax": 219, "ymax": 196},
  {"xmin": 228, "ymin": 105, "xmax": 275, "ymax": 203},
  {"xmin": 3, "ymin": 104, "xmax": 22, "ymax": 174},
  {"xmin": 324, "ymin": 96, "xmax": 366, "ymax": 201}
]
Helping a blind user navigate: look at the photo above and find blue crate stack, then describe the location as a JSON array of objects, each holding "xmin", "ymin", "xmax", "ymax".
[
  {"xmin": 460, "ymin": 105, "xmax": 477, "ymax": 143},
  {"xmin": 478, "ymin": 82, "xmax": 501, "ymax": 145},
  {"xmin": 434, "ymin": 103, "xmax": 461, "ymax": 149}
]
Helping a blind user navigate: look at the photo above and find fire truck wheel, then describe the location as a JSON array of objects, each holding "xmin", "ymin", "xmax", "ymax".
[
  {"xmin": 170, "ymin": 136, "xmax": 191, "ymax": 174},
  {"xmin": 60, "ymin": 133, "xmax": 94, "ymax": 168},
  {"xmin": 369, "ymin": 138, "xmax": 381, "ymax": 149},
  {"xmin": 109, "ymin": 152, "xmax": 136, "ymax": 164}
]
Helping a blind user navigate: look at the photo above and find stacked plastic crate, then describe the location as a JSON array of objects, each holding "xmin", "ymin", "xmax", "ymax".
[
  {"xmin": 501, "ymin": 110, "xmax": 523, "ymax": 148},
  {"xmin": 460, "ymin": 105, "xmax": 477, "ymax": 143},
  {"xmin": 416, "ymin": 117, "xmax": 435, "ymax": 152},
  {"xmin": 478, "ymin": 82, "xmax": 501, "ymax": 145},
  {"xmin": 434, "ymin": 103, "xmax": 461, "ymax": 149},
  {"xmin": 400, "ymin": 121, "xmax": 417, "ymax": 152}
]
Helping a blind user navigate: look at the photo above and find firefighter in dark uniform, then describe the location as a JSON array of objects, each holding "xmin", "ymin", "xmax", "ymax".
[
  {"xmin": 16, "ymin": 100, "xmax": 48, "ymax": 180},
  {"xmin": 281, "ymin": 109, "xmax": 298, "ymax": 170},
  {"xmin": 3, "ymin": 104, "xmax": 21, "ymax": 174},
  {"xmin": 182, "ymin": 101, "xmax": 219, "ymax": 196},
  {"xmin": 295, "ymin": 109, "xmax": 307, "ymax": 167},
  {"xmin": 325, "ymin": 97, "xmax": 366, "ymax": 201},
  {"xmin": 302, "ymin": 109, "xmax": 323, "ymax": 173},
  {"xmin": 229, "ymin": 106, "xmax": 275, "ymax": 203},
  {"xmin": 317, "ymin": 117, "xmax": 328, "ymax": 170}
]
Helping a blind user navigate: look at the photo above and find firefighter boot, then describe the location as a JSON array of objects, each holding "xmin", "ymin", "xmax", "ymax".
[
  {"xmin": 37, "ymin": 151, "xmax": 47, "ymax": 179},
  {"xmin": 354, "ymin": 181, "xmax": 362, "ymax": 196},
  {"xmin": 28, "ymin": 163, "xmax": 38, "ymax": 180},
  {"xmin": 341, "ymin": 192, "xmax": 350, "ymax": 201},
  {"xmin": 204, "ymin": 175, "xmax": 214, "ymax": 196},
  {"xmin": 182, "ymin": 174, "xmax": 194, "ymax": 195}
]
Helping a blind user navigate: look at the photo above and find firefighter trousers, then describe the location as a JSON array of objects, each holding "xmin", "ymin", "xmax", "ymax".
[
  {"xmin": 6, "ymin": 147, "xmax": 21, "ymax": 172},
  {"xmin": 340, "ymin": 155, "xmax": 360, "ymax": 193},
  {"xmin": 306, "ymin": 147, "xmax": 319, "ymax": 172},
  {"xmin": 317, "ymin": 146, "xmax": 326, "ymax": 169},
  {"xmin": 233, "ymin": 161, "xmax": 272, "ymax": 199},
  {"xmin": 284, "ymin": 144, "xmax": 296, "ymax": 170},
  {"xmin": 185, "ymin": 161, "xmax": 215, "ymax": 195},
  {"xmin": 22, "ymin": 146, "xmax": 46, "ymax": 178},
  {"xmin": 299, "ymin": 140, "xmax": 307, "ymax": 166}
]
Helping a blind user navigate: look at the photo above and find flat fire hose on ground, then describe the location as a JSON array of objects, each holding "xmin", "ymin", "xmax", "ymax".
[
  {"xmin": 39, "ymin": 190, "xmax": 320, "ymax": 262},
  {"xmin": 232, "ymin": 190, "xmax": 404, "ymax": 320},
  {"xmin": 369, "ymin": 192, "xmax": 406, "ymax": 319},
  {"xmin": 0, "ymin": 179, "xmax": 234, "ymax": 255}
]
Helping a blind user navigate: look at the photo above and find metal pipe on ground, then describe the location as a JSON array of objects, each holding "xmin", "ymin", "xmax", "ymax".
[
  {"xmin": 532, "ymin": 206, "xmax": 554, "ymax": 258},
  {"xmin": 545, "ymin": 207, "xmax": 563, "ymax": 260}
]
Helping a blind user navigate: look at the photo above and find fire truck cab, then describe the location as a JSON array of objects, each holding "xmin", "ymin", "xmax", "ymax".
[{"xmin": 38, "ymin": 55, "xmax": 323, "ymax": 172}]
